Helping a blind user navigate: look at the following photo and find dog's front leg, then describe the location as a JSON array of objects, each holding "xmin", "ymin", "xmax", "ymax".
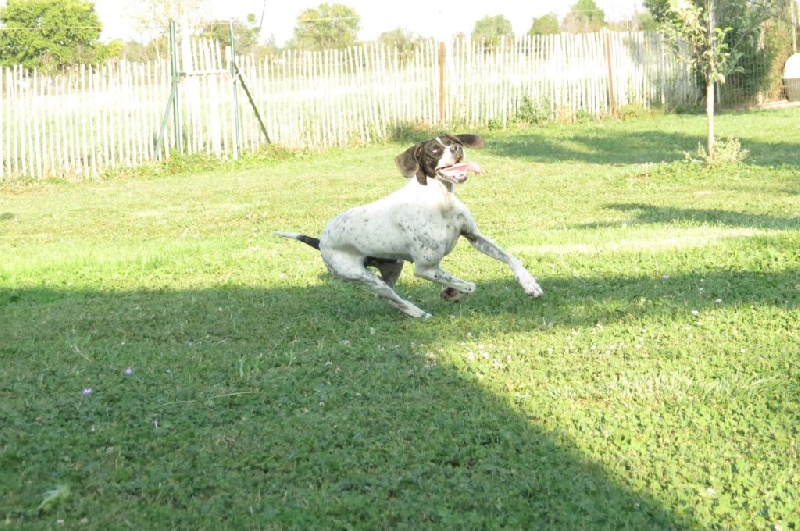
[
  {"xmin": 413, "ymin": 264, "xmax": 476, "ymax": 301},
  {"xmin": 463, "ymin": 231, "xmax": 544, "ymax": 298}
]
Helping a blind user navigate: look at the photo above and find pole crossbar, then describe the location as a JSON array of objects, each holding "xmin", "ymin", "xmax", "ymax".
[{"xmin": 155, "ymin": 19, "xmax": 272, "ymax": 160}]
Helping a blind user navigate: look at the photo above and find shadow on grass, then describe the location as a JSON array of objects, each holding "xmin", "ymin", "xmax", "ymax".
[
  {"xmin": 488, "ymin": 130, "xmax": 800, "ymax": 167},
  {"xmin": 589, "ymin": 203, "xmax": 800, "ymax": 231},
  {"xmin": 2, "ymin": 266, "xmax": 798, "ymax": 527}
]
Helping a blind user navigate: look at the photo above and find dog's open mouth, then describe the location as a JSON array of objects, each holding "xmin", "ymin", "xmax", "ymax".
[{"xmin": 436, "ymin": 161, "xmax": 481, "ymax": 183}]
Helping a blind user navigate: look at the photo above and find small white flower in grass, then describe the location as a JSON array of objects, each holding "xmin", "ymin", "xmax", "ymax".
[
  {"xmin": 82, "ymin": 388, "xmax": 92, "ymax": 396},
  {"xmin": 123, "ymin": 367, "xmax": 133, "ymax": 376},
  {"xmin": 691, "ymin": 310, "xmax": 699, "ymax": 315},
  {"xmin": 741, "ymin": 349, "xmax": 747, "ymax": 354},
  {"xmin": 715, "ymin": 299, "xmax": 722, "ymax": 303}
]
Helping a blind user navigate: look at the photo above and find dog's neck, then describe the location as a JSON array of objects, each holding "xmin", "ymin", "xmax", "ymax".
[{"xmin": 408, "ymin": 175, "xmax": 458, "ymax": 200}]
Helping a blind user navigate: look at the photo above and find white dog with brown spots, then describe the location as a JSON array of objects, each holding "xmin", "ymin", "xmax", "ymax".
[{"xmin": 274, "ymin": 133, "xmax": 543, "ymax": 318}]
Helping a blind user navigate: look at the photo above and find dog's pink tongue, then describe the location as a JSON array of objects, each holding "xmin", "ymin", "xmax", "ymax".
[{"xmin": 440, "ymin": 161, "xmax": 481, "ymax": 178}]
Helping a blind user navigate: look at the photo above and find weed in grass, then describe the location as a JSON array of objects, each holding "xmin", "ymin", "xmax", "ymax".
[{"xmin": 684, "ymin": 137, "xmax": 751, "ymax": 166}]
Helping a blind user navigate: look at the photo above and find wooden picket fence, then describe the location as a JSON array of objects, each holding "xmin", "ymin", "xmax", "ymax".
[{"xmin": 0, "ymin": 31, "xmax": 699, "ymax": 180}]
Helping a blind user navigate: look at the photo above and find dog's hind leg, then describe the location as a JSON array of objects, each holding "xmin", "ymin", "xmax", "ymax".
[
  {"xmin": 373, "ymin": 261, "xmax": 404, "ymax": 288},
  {"xmin": 323, "ymin": 252, "xmax": 430, "ymax": 318}
]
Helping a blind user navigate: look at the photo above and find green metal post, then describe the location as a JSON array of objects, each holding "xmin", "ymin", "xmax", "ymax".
[
  {"xmin": 155, "ymin": 21, "xmax": 183, "ymax": 158},
  {"xmin": 230, "ymin": 20, "xmax": 241, "ymax": 159}
]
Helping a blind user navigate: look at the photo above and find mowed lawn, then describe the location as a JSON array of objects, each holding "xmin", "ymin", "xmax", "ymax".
[{"xmin": 1, "ymin": 108, "xmax": 798, "ymax": 528}]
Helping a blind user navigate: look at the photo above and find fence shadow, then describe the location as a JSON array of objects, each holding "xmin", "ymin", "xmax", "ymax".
[{"xmin": 3, "ymin": 260, "xmax": 799, "ymax": 526}]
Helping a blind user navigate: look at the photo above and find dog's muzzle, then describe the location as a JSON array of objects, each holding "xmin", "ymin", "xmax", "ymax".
[{"xmin": 436, "ymin": 161, "xmax": 482, "ymax": 183}]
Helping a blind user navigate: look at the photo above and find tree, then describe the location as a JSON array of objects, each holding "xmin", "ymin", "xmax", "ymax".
[
  {"xmin": 562, "ymin": 0, "xmax": 606, "ymax": 33},
  {"xmin": 648, "ymin": 0, "xmax": 792, "ymax": 103},
  {"xmin": 655, "ymin": 0, "xmax": 777, "ymax": 160},
  {"xmin": 128, "ymin": 0, "xmax": 207, "ymax": 38},
  {"xmin": 289, "ymin": 3, "xmax": 360, "ymax": 50},
  {"xmin": 471, "ymin": 15, "xmax": 514, "ymax": 46},
  {"xmin": 528, "ymin": 13, "xmax": 561, "ymax": 36},
  {"xmin": 114, "ymin": 38, "xmax": 170, "ymax": 62},
  {"xmin": 200, "ymin": 15, "xmax": 260, "ymax": 55},
  {"xmin": 378, "ymin": 28, "xmax": 420, "ymax": 61},
  {"xmin": 0, "ymin": 0, "xmax": 111, "ymax": 72}
]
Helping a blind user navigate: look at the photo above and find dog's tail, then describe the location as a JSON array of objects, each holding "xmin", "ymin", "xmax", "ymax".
[
  {"xmin": 272, "ymin": 231, "xmax": 320, "ymax": 250},
  {"xmin": 273, "ymin": 231, "xmax": 401, "ymax": 267}
]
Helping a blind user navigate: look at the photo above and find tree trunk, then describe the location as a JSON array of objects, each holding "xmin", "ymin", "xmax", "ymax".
[
  {"xmin": 706, "ymin": 0, "xmax": 716, "ymax": 162},
  {"xmin": 706, "ymin": 81, "xmax": 715, "ymax": 161}
]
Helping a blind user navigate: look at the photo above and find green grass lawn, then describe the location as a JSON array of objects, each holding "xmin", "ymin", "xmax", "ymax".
[{"xmin": 1, "ymin": 108, "xmax": 799, "ymax": 528}]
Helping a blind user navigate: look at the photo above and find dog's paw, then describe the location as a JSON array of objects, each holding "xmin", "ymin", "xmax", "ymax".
[
  {"xmin": 440, "ymin": 287, "xmax": 465, "ymax": 302},
  {"xmin": 525, "ymin": 282, "xmax": 544, "ymax": 298}
]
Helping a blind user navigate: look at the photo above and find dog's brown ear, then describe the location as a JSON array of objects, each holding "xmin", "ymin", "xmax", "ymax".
[
  {"xmin": 395, "ymin": 145, "xmax": 419, "ymax": 178},
  {"xmin": 395, "ymin": 143, "xmax": 428, "ymax": 185},
  {"xmin": 456, "ymin": 134, "xmax": 485, "ymax": 149}
]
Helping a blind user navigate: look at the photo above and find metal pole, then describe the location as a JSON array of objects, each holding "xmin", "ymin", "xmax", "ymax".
[
  {"xmin": 155, "ymin": 21, "xmax": 182, "ymax": 159},
  {"xmin": 171, "ymin": 20, "xmax": 183, "ymax": 154},
  {"xmin": 230, "ymin": 20, "xmax": 241, "ymax": 160}
]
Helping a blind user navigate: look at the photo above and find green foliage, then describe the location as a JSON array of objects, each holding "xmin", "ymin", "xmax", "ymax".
[
  {"xmin": 0, "ymin": 0, "xmax": 111, "ymax": 72},
  {"xmin": 114, "ymin": 38, "xmax": 170, "ymax": 62},
  {"xmin": 129, "ymin": 0, "xmax": 206, "ymax": 39},
  {"xmin": 562, "ymin": 0, "xmax": 606, "ymax": 33},
  {"xmin": 377, "ymin": 28, "xmax": 422, "ymax": 63},
  {"xmin": 723, "ymin": 1, "xmax": 795, "ymax": 103},
  {"xmin": 528, "ymin": 13, "xmax": 561, "ymax": 36},
  {"xmin": 513, "ymin": 95, "xmax": 552, "ymax": 125},
  {"xmin": 645, "ymin": 0, "xmax": 788, "ymax": 96},
  {"xmin": 657, "ymin": 0, "xmax": 778, "ymax": 86},
  {"xmin": 471, "ymin": 15, "xmax": 514, "ymax": 46},
  {"xmin": 199, "ymin": 16, "xmax": 260, "ymax": 56},
  {"xmin": 290, "ymin": 3, "xmax": 360, "ymax": 51}
]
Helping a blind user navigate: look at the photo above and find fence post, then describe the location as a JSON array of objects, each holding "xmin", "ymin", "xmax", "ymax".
[
  {"xmin": 605, "ymin": 31, "xmax": 618, "ymax": 117},
  {"xmin": 438, "ymin": 42, "xmax": 446, "ymax": 126}
]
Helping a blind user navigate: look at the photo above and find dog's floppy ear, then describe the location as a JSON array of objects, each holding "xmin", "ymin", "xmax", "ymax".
[
  {"xmin": 455, "ymin": 134, "xmax": 485, "ymax": 149},
  {"xmin": 395, "ymin": 143, "xmax": 427, "ymax": 185}
]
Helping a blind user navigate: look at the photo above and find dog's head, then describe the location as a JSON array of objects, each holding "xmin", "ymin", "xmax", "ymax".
[{"xmin": 395, "ymin": 134, "xmax": 485, "ymax": 186}]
